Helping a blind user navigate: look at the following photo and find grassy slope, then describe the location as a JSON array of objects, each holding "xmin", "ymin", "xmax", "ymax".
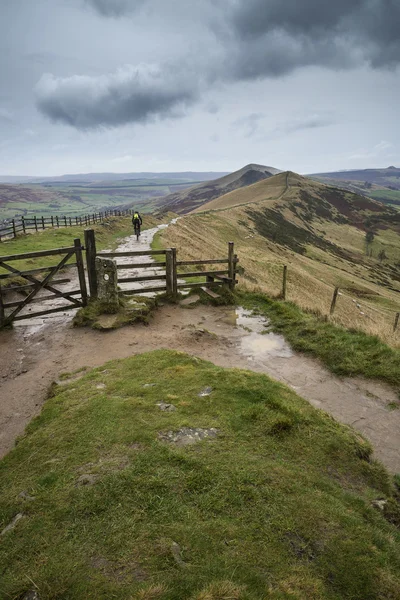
[
  {"xmin": 160, "ymin": 174, "xmax": 400, "ymax": 347},
  {"xmin": 1, "ymin": 350, "xmax": 400, "ymax": 600}
]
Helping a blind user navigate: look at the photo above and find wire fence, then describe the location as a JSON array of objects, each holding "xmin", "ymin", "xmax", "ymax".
[
  {"xmin": 0, "ymin": 209, "xmax": 134, "ymax": 242},
  {"xmin": 279, "ymin": 264, "xmax": 400, "ymax": 333}
]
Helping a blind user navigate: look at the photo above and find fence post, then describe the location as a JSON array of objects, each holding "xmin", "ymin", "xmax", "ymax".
[
  {"xmin": 233, "ymin": 253, "xmax": 238, "ymax": 289},
  {"xmin": 69, "ymin": 217, "xmax": 72, "ymax": 227},
  {"xmin": 74, "ymin": 238, "xmax": 88, "ymax": 307},
  {"xmin": 228, "ymin": 241, "xmax": 235, "ymax": 290},
  {"xmin": 282, "ymin": 265, "xmax": 288, "ymax": 300},
  {"xmin": 394, "ymin": 312, "xmax": 400, "ymax": 332},
  {"xmin": 330, "ymin": 287, "xmax": 339, "ymax": 315},
  {"xmin": 41, "ymin": 216, "xmax": 45, "ymax": 229},
  {"xmin": 171, "ymin": 247, "xmax": 178, "ymax": 298},
  {"xmin": 84, "ymin": 229, "xmax": 98, "ymax": 299},
  {"xmin": 0, "ymin": 283, "xmax": 5, "ymax": 328},
  {"xmin": 21, "ymin": 216, "xmax": 26, "ymax": 234},
  {"xmin": 56, "ymin": 216, "xmax": 59, "ymax": 228},
  {"xmin": 51, "ymin": 215, "xmax": 54, "ymax": 228},
  {"xmin": 165, "ymin": 249, "xmax": 173, "ymax": 297},
  {"xmin": 34, "ymin": 216, "xmax": 38, "ymax": 232},
  {"xmin": 12, "ymin": 219, "xmax": 16, "ymax": 238}
]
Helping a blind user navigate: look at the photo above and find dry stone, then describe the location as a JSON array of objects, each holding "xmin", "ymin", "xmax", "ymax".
[{"xmin": 96, "ymin": 256, "xmax": 119, "ymax": 311}]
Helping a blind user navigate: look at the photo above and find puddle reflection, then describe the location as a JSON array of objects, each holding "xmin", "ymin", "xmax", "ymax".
[{"xmin": 234, "ymin": 307, "xmax": 293, "ymax": 360}]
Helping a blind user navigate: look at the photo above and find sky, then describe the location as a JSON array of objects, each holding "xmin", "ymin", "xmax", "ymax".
[{"xmin": 0, "ymin": 0, "xmax": 399, "ymax": 176}]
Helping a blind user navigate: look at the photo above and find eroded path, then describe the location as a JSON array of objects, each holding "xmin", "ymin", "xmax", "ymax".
[{"xmin": 1, "ymin": 227, "xmax": 399, "ymax": 472}]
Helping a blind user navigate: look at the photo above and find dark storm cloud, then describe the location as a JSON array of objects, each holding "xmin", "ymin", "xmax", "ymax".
[
  {"xmin": 35, "ymin": 64, "xmax": 198, "ymax": 129},
  {"xmin": 230, "ymin": 0, "xmax": 400, "ymax": 77},
  {"xmin": 83, "ymin": 0, "xmax": 144, "ymax": 17},
  {"xmin": 35, "ymin": 0, "xmax": 400, "ymax": 130}
]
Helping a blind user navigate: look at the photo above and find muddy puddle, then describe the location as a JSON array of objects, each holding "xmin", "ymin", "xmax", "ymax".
[{"xmin": 233, "ymin": 308, "xmax": 293, "ymax": 360}]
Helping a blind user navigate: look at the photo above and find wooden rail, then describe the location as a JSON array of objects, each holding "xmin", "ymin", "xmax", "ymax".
[
  {"xmin": 0, "ymin": 208, "xmax": 134, "ymax": 242},
  {"xmin": 0, "ymin": 239, "xmax": 87, "ymax": 327},
  {"xmin": 89, "ymin": 241, "xmax": 238, "ymax": 299}
]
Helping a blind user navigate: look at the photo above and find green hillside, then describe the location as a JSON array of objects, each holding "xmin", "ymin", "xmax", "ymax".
[{"xmin": 1, "ymin": 350, "xmax": 400, "ymax": 599}]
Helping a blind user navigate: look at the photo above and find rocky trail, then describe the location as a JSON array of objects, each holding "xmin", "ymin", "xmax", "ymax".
[{"xmin": 1, "ymin": 225, "xmax": 399, "ymax": 473}]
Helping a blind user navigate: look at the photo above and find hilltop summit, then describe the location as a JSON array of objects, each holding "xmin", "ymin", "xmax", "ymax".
[{"xmin": 158, "ymin": 163, "xmax": 282, "ymax": 213}]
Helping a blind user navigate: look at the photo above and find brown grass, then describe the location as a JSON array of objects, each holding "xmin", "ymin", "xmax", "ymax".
[{"xmin": 161, "ymin": 206, "xmax": 400, "ymax": 348}]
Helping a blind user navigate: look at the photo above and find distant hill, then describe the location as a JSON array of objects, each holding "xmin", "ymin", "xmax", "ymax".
[
  {"xmin": 158, "ymin": 164, "xmax": 282, "ymax": 214},
  {"xmin": 0, "ymin": 171, "xmax": 229, "ymax": 185},
  {"xmin": 310, "ymin": 166, "xmax": 400, "ymax": 207},
  {"xmin": 195, "ymin": 171, "xmax": 399, "ymax": 232},
  {"xmin": 311, "ymin": 166, "xmax": 400, "ymax": 187}
]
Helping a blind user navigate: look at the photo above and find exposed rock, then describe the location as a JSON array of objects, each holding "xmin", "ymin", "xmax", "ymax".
[
  {"xmin": 93, "ymin": 314, "xmax": 120, "ymax": 330},
  {"xmin": 18, "ymin": 491, "xmax": 35, "ymax": 501},
  {"xmin": 158, "ymin": 427, "xmax": 219, "ymax": 447},
  {"xmin": 156, "ymin": 402, "xmax": 177, "ymax": 412},
  {"xmin": 180, "ymin": 295, "xmax": 200, "ymax": 306},
  {"xmin": 372, "ymin": 499, "xmax": 387, "ymax": 510},
  {"xmin": 198, "ymin": 386, "xmax": 213, "ymax": 397},
  {"xmin": 18, "ymin": 591, "xmax": 39, "ymax": 600},
  {"xmin": 96, "ymin": 383, "xmax": 106, "ymax": 390},
  {"xmin": 96, "ymin": 256, "xmax": 119, "ymax": 311},
  {"xmin": 171, "ymin": 541, "xmax": 186, "ymax": 567},
  {"xmin": 1, "ymin": 513, "xmax": 24, "ymax": 536},
  {"xmin": 76, "ymin": 474, "xmax": 98, "ymax": 486},
  {"xmin": 143, "ymin": 383, "xmax": 156, "ymax": 388}
]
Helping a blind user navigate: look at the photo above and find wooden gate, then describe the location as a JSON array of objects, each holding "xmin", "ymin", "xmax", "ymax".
[
  {"xmin": 85, "ymin": 230, "xmax": 238, "ymax": 298},
  {"xmin": 0, "ymin": 238, "xmax": 87, "ymax": 327}
]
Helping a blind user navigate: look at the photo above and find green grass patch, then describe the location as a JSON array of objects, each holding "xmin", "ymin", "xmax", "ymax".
[
  {"xmin": 1, "ymin": 349, "xmax": 400, "ymax": 599},
  {"xmin": 238, "ymin": 291, "xmax": 400, "ymax": 390}
]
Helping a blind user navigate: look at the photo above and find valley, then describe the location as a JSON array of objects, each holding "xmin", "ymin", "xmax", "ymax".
[{"xmin": 0, "ymin": 172, "xmax": 227, "ymax": 221}]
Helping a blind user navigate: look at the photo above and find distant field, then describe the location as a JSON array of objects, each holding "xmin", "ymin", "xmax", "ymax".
[
  {"xmin": 369, "ymin": 188, "xmax": 400, "ymax": 205},
  {"xmin": 0, "ymin": 179, "xmax": 197, "ymax": 221},
  {"xmin": 311, "ymin": 175, "xmax": 400, "ymax": 208}
]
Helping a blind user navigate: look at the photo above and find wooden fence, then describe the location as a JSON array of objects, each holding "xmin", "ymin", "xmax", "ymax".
[
  {"xmin": 0, "ymin": 240, "xmax": 88, "ymax": 327},
  {"xmin": 0, "ymin": 208, "xmax": 134, "ymax": 242},
  {"xmin": 85, "ymin": 229, "xmax": 238, "ymax": 299}
]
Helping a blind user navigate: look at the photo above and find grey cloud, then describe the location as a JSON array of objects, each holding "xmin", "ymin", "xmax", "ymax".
[
  {"xmin": 279, "ymin": 115, "xmax": 336, "ymax": 135},
  {"xmin": 34, "ymin": 0, "xmax": 400, "ymax": 131},
  {"xmin": 229, "ymin": 0, "xmax": 400, "ymax": 77},
  {"xmin": 83, "ymin": 0, "xmax": 144, "ymax": 17},
  {"xmin": 35, "ymin": 64, "xmax": 199, "ymax": 129},
  {"xmin": 232, "ymin": 113, "xmax": 265, "ymax": 138}
]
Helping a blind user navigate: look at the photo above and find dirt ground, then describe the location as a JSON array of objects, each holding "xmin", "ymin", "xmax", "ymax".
[{"xmin": 1, "ymin": 302, "xmax": 399, "ymax": 472}]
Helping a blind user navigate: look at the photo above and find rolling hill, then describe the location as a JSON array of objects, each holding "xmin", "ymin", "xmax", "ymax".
[
  {"xmin": 158, "ymin": 163, "xmax": 282, "ymax": 214},
  {"xmin": 311, "ymin": 166, "xmax": 400, "ymax": 208},
  {"xmin": 0, "ymin": 171, "xmax": 229, "ymax": 185},
  {"xmin": 159, "ymin": 171, "xmax": 400, "ymax": 345}
]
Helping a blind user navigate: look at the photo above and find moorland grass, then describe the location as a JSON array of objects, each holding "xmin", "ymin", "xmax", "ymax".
[{"xmin": 0, "ymin": 350, "xmax": 400, "ymax": 599}]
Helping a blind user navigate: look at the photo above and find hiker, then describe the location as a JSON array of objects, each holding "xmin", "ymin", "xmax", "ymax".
[{"xmin": 132, "ymin": 210, "xmax": 143, "ymax": 233}]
